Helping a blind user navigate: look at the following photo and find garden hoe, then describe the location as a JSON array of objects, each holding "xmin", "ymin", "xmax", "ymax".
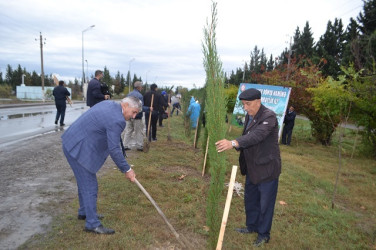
[
  {"xmin": 143, "ymin": 94, "xmax": 154, "ymax": 153},
  {"xmin": 134, "ymin": 178, "xmax": 191, "ymax": 248}
]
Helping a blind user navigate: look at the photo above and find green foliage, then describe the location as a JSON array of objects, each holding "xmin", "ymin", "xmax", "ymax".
[
  {"xmin": 0, "ymin": 84, "xmax": 12, "ymax": 98},
  {"xmin": 342, "ymin": 65, "xmax": 376, "ymax": 157},
  {"xmin": 224, "ymin": 84, "xmax": 238, "ymax": 113},
  {"xmin": 202, "ymin": 2, "xmax": 228, "ymax": 248}
]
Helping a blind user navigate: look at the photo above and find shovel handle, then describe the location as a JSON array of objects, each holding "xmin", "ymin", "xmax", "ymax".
[{"xmin": 147, "ymin": 94, "xmax": 154, "ymax": 140}]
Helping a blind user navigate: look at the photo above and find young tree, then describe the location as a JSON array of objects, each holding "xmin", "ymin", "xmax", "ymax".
[{"xmin": 202, "ymin": 2, "xmax": 228, "ymax": 248}]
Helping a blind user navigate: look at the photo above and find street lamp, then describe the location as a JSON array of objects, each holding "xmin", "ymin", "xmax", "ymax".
[
  {"xmin": 85, "ymin": 60, "xmax": 88, "ymax": 83},
  {"xmin": 128, "ymin": 58, "xmax": 135, "ymax": 93},
  {"xmin": 82, "ymin": 25, "xmax": 95, "ymax": 90}
]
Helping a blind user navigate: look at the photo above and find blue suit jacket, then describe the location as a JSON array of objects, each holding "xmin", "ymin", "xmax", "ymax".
[{"xmin": 62, "ymin": 101, "xmax": 130, "ymax": 174}]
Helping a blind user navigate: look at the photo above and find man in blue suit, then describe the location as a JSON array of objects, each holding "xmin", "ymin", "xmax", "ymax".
[{"xmin": 62, "ymin": 96, "xmax": 141, "ymax": 234}]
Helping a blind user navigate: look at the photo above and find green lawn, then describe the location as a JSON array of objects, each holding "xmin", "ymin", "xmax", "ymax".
[{"xmin": 21, "ymin": 116, "xmax": 376, "ymax": 249}]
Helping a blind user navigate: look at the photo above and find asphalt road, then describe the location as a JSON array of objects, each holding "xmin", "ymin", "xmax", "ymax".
[{"xmin": 0, "ymin": 102, "xmax": 88, "ymax": 147}]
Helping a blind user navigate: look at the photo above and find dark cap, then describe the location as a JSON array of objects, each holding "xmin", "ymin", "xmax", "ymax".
[{"xmin": 239, "ymin": 88, "xmax": 261, "ymax": 101}]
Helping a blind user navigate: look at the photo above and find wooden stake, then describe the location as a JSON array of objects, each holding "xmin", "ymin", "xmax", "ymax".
[
  {"xmin": 167, "ymin": 94, "xmax": 171, "ymax": 141},
  {"xmin": 216, "ymin": 165, "xmax": 238, "ymax": 250},
  {"xmin": 143, "ymin": 94, "xmax": 154, "ymax": 153},
  {"xmin": 193, "ymin": 117, "xmax": 199, "ymax": 148},
  {"xmin": 202, "ymin": 136, "xmax": 210, "ymax": 176},
  {"xmin": 135, "ymin": 178, "xmax": 188, "ymax": 248}
]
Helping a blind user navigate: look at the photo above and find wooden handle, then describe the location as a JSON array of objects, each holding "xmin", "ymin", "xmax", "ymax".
[
  {"xmin": 216, "ymin": 165, "xmax": 238, "ymax": 250},
  {"xmin": 202, "ymin": 136, "xmax": 210, "ymax": 176},
  {"xmin": 134, "ymin": 178, "xmax": 186, "ymax": 248},
  {"xmin": 147, "ymin": 94, "xmax": 154, "ymax": 140}
]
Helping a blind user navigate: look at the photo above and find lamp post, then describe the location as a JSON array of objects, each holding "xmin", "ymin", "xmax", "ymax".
[
  {"xmin": 82, "ymin": 25, "xmax": 95, "ymax": 90},
  {"xmin": 128, "ymin": 58, "xmax": 135, "ymax": 93},
  {"xmin": 85, "ymin": 60, "xmax": 88, "ymax": 83}
]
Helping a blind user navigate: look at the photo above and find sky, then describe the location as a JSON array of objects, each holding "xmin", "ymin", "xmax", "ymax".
[{"xmin": 0, "ymin": 0, "xmax": 364, "ymax": 89}]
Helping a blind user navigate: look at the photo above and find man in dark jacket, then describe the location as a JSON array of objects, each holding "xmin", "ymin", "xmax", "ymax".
[
  {"xmin": 86, "ymin": 70, "xmax": 110, "ymax": 107},
  {"xmin": 53, "ymin": 80, "xmax": 71, "ymax": 126},
  {"xmin": 215, "ymin": 88, "xmax": 281, "ymax": 247},
  {"xmin": 143, "ymin": 84, "xmax": 166, "ymax": 141},
  {"xmin": 281, "ymin": 105, "xmax": 296, "ymax": 145}
]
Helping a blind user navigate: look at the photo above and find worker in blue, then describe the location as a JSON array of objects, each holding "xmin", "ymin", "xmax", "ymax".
[{"xmin": 187, "ymin": 97, "xmax": 201, "ymax": 128}]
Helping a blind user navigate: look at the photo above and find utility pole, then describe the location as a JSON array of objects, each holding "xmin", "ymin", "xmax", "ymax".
[
  {"xmin": 286, "ymin": 36, "xmax": 292, "ymax": 81},
  {"xmin": 36, "ymin": 32, "xmax": 46, "ymax": 102}
]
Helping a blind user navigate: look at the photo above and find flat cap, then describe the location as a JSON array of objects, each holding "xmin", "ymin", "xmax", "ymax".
[{"xmin": 239, "ymin": 88, "xmax": 261, "ymax": 101}]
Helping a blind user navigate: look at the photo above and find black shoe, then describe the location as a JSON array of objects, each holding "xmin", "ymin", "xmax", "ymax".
[
  {"xmin": 159, "ymin": 125, "xmax": 164, "ymax": 127},
  {"xmin": 124, "ymin": 147, "xmax": 131, "ymax": 151},
  {"xmin": 84, "ymin": 225, "xmax": 115, "ymax": 234},
  {"xmin": 136, "ymin": 148, "xmax": 143, "ymax": 151},
  {"xmin": 60, "ymin": 123, "xmax": 65, "ymax": 126},
  {"xmin": 78, "ymin": 214, "xmax": 104, "ymax": 220},
  {"xmin": 152, "ymin": 138, "xmax": 157, "ymax": 141},
  {"xmin": 55, "ymin": 120, "xmax": 58, "ymax": 125},
  {"xmin": 235, "ymin": 228, "xmax": 257, "ymax": 234},
  {"xmin": 253, "ymin": 237, "xmax": 269, "ymax": 247}
]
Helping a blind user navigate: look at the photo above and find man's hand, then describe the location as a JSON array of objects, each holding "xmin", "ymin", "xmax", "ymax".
[
  {"xmin": 215, "ymin": 139, "xmax": 233, "ymax": 153},
  {"xmin": 104, "ymin": 95, "xmax": 110, "ymax": 100},
  {"xmin": 150, "ymin": 106, "xmax": 153, "ymax": 112},
  {"xmin": 125, "ymin": 169, "xmax": 136, "ymax": 182}
]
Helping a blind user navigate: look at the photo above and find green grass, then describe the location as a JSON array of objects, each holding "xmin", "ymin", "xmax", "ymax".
[{"xmin": 21, "ymin": 116, "xmax": 376, "ymax": 249}]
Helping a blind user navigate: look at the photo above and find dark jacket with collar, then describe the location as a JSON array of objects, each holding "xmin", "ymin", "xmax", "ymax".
[
  {"xmin": 236, "ymin": 104, "xmax": 281, "ymax": 184},
  {"xmin": 86, "ymin": 78, "xmax": 105, "ymax": 107},
  {"xmin": 143, "ymin": 90, "xmax": 167, "ymax": 114}
]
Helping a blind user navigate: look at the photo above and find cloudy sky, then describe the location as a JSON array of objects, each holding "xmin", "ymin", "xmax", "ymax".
[{"xmin": 0, "ymin": 0, "xmax": 364, "ymax": 89}]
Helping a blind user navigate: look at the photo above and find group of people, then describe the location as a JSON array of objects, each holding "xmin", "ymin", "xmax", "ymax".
[{"xmin": 56, "ymin": 69, "xmax": 296, "ymax": 247}]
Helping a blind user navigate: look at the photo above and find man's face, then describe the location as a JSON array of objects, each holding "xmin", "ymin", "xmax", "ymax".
[
  {"xmin": 98, "ymin": 73, "xmax": 103, "ymax": 80},
  {"xmin": 289, "ymin": 106, "xmax": 294, "ymax": 112},
  {"xmin": 241, "ymin": 99, "xmax": 261, "ymax": 117},
  {"xmin": 123, "ymin": 103, "xmax": 140, "ymax": 121}
]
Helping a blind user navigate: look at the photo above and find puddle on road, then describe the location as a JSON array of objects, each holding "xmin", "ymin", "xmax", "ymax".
[
  {"xmin": 0, "ymin": 111, "xmax": 53, "ymax": 120},
  {"xmin": 0, "ymin": 106, "xmax": 84, "ymax": 120}
]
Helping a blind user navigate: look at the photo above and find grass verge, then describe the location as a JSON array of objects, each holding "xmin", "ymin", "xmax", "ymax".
[{"xmin": 21, "ymin": 116, "xmax": 376, "ymax": 249}]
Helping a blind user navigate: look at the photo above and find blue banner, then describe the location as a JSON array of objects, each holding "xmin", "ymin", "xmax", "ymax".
[{"xmin": 232, "ymin": 83, "xmax": 291, "ymax": 138}]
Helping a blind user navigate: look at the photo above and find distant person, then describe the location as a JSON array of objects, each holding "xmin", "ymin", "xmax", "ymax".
[
  {"xmin": 215, "ymin": 88, "xmax": 281, "ymax": 247},
  {"xmin": 52, "ymin": 80, "xmax": 70, "ymax": 126},
  {"xmin": 158, "ymin": 91, "xmax": 169, "ymax": 127},
  {"xmin": 143, "ymin": 84, "xmax": 166, "ymax": 141},
  {"xmin": 170, "ymin": 94, "xmax": 181, "ymax": 116},
  {"xmin": 281, "ymin": 105, "xmax": 296, "ymax": 146},
  {"xmin": 86, "ymin": 70, "xmax": 110, "ymax": 107},
  {"xmin": 187, "ymin": 97, "xmax": 201, "ymax": 128},
  {"xmin": 123, "ymin": 81, "xmax": 152, "ymax": 151},
  {"xmin": 62, "ymin": 97, "xmax": 141, "ymax": 235}
]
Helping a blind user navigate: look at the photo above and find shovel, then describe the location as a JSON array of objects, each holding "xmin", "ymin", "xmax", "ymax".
[{"xmin": 143, "ymin": 94, "xmax": 154, "ymax": 153}]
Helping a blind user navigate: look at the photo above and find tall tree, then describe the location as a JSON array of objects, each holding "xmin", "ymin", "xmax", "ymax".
[
  {"xmin": 266, "ymin": 54, "xmax": 274, "ymax": 71},
  {"xmin": 316, "ymin": 18, "xmax": 345, "ymax": 78},
  {"xmin": 202, "ymin": 2, "xmax": 227, "ymax": 248}
]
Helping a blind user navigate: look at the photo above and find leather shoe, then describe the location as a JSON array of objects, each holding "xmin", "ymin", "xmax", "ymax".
[
  {"xmin": 235, "ymin": 228, "xmax": 257, "ymax": 234},
  {"xmin": 84, "ymin": 225, "xmax": 115, "ymax": 234},
  {"xmin": 78, "ymin": 214, "xmax": 104, "ymax": 220},
  {"xmin": 253, "ymin": 237, "xmax": 269, "ymax": 247}
]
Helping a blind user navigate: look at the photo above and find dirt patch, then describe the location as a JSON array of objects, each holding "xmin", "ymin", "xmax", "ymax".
[{"xmin": 0, "ymin": 131, "xmax": 118, "ymax": 249}]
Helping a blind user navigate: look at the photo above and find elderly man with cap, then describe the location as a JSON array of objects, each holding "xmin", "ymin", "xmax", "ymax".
[
  {"xmin": 215, "ymin": 88, "xmax": 281, "ymax": 247},
  {"xmin": 122, "ymin": 81, "xmax": 152, "ymax": 151}
]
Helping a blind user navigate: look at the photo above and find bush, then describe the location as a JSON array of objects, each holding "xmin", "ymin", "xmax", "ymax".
[{"xmin": 0, "ymin": 84, "xmax": 12, "ymax": 98}]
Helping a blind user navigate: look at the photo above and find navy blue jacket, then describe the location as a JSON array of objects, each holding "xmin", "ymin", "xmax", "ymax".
[
  {"xmin": 86, "ymin": 78, "xmax": 105, "ymax": 107},
  {"xmin": 53, "ymin": 85, "xmax": 70, "ymax": 105}
]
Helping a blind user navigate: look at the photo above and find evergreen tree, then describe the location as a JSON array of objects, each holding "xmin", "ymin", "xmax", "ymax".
[
  {"xmin": 202, "ymin": 2, "xmax": 227, "ymax": 248},
  {"xmin": 297, "ymin": 21, "xmax": 315, "ymax": 61},
  {"xmin": 30, "ymin": 71, "xmax": 40, "ymax": 86},
  {"xmin": 267, "ymin": 54, "xmax": 274, "ymax": 71},
  {"xmin": 357, "ymin": 0, "xmax": 376, "ymax": 36},
  {"xmin": 0, "ymin": 72, "xmax": 3, "ymax": 85},
  {"xmin": 316, "ymin": 18, "xmax": 345, "ymax": 77},
  {"xmin": 102, "ymin": 66, "xmax": 112, "ymax": 86},
  {"xmin": 342, "ymin": 18, "xmax": 361, "ymax": 69}
]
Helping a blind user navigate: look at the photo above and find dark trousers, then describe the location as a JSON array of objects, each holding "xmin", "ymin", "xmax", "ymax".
[
  {"xmin": 244, "ymin": 177, "xmax": 278, "ymax": 239},
  {"xmin": 63, "ymin": 146, "xmax": 101, "ymax": 229},
  {"xmin": 171, "ymin": 103, "xmax": 181, "ymax": 116},
  {"xmin": 158, "ymin": 112, "xmax": 164, "ymax": 126},
  {"xmin": 282, "ymin": 125, "xmax": 293, "ymax": 145},
  {"xmin": 145, "ymin": 111, "xmax": 158, "ymax": 141},
  {"xmin": 55, "ymin": 103, "xmax": 66, "ymax": 125}
]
